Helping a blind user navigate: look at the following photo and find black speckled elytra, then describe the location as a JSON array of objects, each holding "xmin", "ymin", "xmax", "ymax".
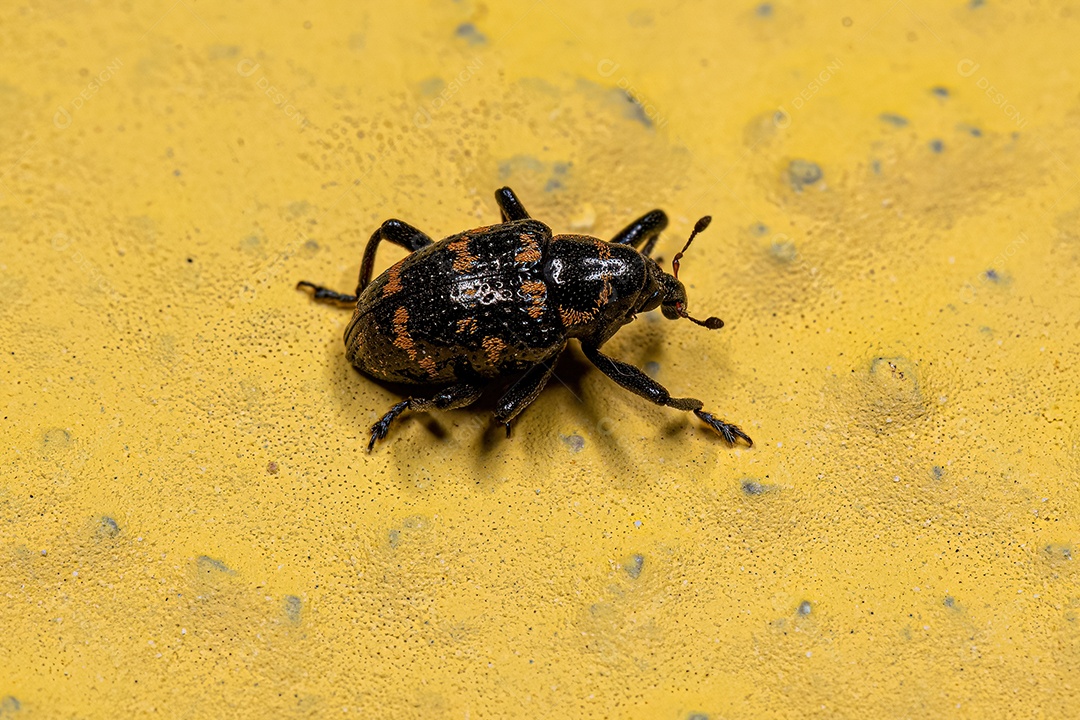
[{"xmin": 298, "ymin": 187, "xmax": 752, "ymax": 451}]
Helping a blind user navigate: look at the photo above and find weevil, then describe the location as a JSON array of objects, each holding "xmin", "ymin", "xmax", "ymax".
[{"xmin": 298, "ymin": 187, "xmax": 753, "ymax": 451}]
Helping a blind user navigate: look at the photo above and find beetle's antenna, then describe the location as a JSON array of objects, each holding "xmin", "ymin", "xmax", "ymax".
[
  {"xmin": 672, "ymin": 216, "xmax": 725, "ymax": 330},
  {"xmin": 672, "ymin": 216, "xmax": 711, "ymax": 281},
  {"xmin": 681, "ymin": 311, "xmax": 724, "ymax": 330}
]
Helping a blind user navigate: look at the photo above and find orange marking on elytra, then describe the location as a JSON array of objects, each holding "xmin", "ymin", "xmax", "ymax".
[
  {"xmin": 482, "ymin": 336, "xmax": 508, "ymax": 365},
  {"xmin": 559, "ymin": 306, "xmax": 597, "ymax": 327},
  {"xmin": 457, "ymin": 317, "xmax": 477, "ymax": 334},
  {"xmin": 448, "ymin": 237, "xmax": 479, "ymax": 273},
  {"xmin": 418, "ymin": 355, "xmax": 438, "ymax": 378},
  {"xmin": 515, "ymin": 233, "xmax": 542, "ymax": 263},
  {"xmin": 595, "ymin": 240, "xmax": 612, "ymax": 260},
  {"xmin": 519, "ymin": 280, "xmax": 547, "ymax": 319},
  {"xmin": 597, "ymin": 274, "xmax": 613, "ymax": 305},
  {"xmin": 384, "ymin": 263, "xmax": 404, "ymax": 294},
  {"xmin": 391, "ymin": 306, "xmax": 416, "ymax": 359}
]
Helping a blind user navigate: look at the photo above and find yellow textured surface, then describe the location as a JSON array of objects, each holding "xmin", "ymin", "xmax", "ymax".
[{"xmin": 2, "ymin": 0, "xmax": 1079, "ymax": 717}]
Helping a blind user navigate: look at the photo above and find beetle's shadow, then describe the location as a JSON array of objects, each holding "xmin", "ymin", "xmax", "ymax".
[
  {"xmin": 471, "ymin": 349, "xmax": 599, "ymax": 454},
  {"xmin": 358, "ymin": 347, "xmax": 616, "ymax": 460},
  {"xmin": 350, "ymin": 322, "xmax": 733, "ymax": 484}
]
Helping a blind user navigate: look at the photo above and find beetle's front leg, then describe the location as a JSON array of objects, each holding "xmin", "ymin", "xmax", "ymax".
[
  {"xmin": 580, "ymin": 343, "xmax": 752, "ymax": 447},
  {"xmin": 493, "ymin": 347, "xmax": 565, "ymax": 437},
  {"xmin": 368, "ymin": 382, "xmax": 483, "ymax": 451}
]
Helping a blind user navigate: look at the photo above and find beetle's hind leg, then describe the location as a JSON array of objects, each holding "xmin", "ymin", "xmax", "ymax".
[
  {"xmin": 580, "ymin": 343, "xmax": 752, "ymax": 447},
  {"xmin": 495, "ymin": 187, "xmax": 531, "ymax": 222},
  {"xmin": 298, "ymin": 219, "xmax": 432, "ymax": 304},
  {"xmin": 357, "ymin": 219, "xmax": 434, "ymax": 294},
  {"xmin": 368, "ymin": 382, "xmax": 483, "ymax": 451},
  {"xmin": 610, "ymin": 209, "xmax": 668, "ymax": 257}
]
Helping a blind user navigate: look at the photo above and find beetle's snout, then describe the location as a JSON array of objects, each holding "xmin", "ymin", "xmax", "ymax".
[
  {"xmin": 659, "ymin": 270, "xmax": 724, "ymax": 329},
  {"xmin": 660, "ymin": 274, "xmax": 687, "ymax": 320}
]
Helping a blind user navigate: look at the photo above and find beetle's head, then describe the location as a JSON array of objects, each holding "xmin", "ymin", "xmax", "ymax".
[{"xmin": 641, "ymin": 216, "xmax": 724, "ymax": 330}]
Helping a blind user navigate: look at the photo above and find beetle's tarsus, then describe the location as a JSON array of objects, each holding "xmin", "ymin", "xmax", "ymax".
[
  {"xmin": 694, "ymin": 409, "xmax": 753, "ymax": 447},
  {"xmin": 368, "ymin": 400, "xmax": 409, "ymax": 451},
  {"xmin": 367, "ymin": 385, "xmax": 484, "ymax": 451},
  {"xmin": 297, "ymin": 281, "xmax": 359, "ymax": 305}
]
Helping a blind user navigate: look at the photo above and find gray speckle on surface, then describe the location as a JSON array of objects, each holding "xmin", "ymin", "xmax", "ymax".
[
  {"xmin": 644, "ymin": 361, "xmax": 660, "ymax": 377},
  {"xmin": 98, "ymin": 516, "xmax": 120, "ymax": 538},
  {"xmin": 788, "ymin": 159, "xmax": 823, "ymax": 191},
  {"xmin": 751, "ymin": 222, "xmax": 769, "ymax": 236},
  {"xmin": 498, "ymin": 154, "xmax": 545, "ymax": 180},
  {"xmin": 196, "ymin": 555, "xmax": 236, "ymax": 576},
  {"xmin": 929, "ymin": 139, "xmax": 944, "ymax": 153},
  {"xmin": 741, "ymin": 479, "xmax": 766, "ymax": 496},
  {"xmin": 798, "ymin": 600, "xmax": 812, "ymax": 615},
  {"xmin": 769, "ymin": 240, "xmax": 798, "ymax": 263},
  {"xmin": 455, "ymin": 22, "xmax": 487, "ymax": 45},
  {"xmin": 418, "ymin": 76, "xmax": 444, "ymax": 96},
  {"xmin": 284, "ymin": 595, "xmax": 302, "ymax": 623},
  {"xmin": 943, "ymin": 595, "xmax": 957, "ymax": 608},
  {"xmin": 755, "ymin": 3, "xmax": 773, "ymax": 16},
  {"xmin": 625, "ymin": 554, "xmax": 645, "ymax": 579},
  {"xmin": 388, "ymin": 529, "xmax": 401, "ymax": 548},
  {"xmin": 879, "ymin": 113, "xmax": 909, "ymax": 127},
  {"xmin": 932, "ymin": 465, "xmax": 944, "ymax": 480},
  {"xmin": 559, "ymin": 433, "xmax": 585, "ymax": 453},
  {"xmin": 1045, "ymin": 544, "xmax": 1073, "ymax": 561},
  {"xmin": 687, "ymin": 714, "xmax": 710, "ymax": 720},
  {"xmin": 931, "ymin": 86, "xmax": 950, "ymax": 98},
  {"xmin": 42, "ymin": 427, "xmax": 72, "ymax": 451},
  {"xmin": 983, "ymin": 268, "xmax": 999, "ymax": 282},
  {"xmin": 0, "ymin": 696, "xmax": 21, "ymax": 714}
]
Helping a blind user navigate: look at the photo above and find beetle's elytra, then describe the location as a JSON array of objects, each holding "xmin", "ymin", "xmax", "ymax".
[{"xmin": 298, "ymin": 187, "xmax": 752, "ymax": 451}]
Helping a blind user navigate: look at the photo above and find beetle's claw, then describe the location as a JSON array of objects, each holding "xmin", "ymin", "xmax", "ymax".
[
  {"xmin": 367, "ymin": 419, "xmax": 391, "ymax": 452},
  {"xmin": 694, "ymin": 410, "xmax": 753, "ymax": 447}
]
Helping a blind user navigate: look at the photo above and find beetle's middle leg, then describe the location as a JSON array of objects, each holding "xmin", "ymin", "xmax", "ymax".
[
  {"xmin": 368, "ymin": 382, "xmax": 483, "ymax": 451},
  {"xmin": 493, "ymin": 346, "xmax": 565, "ymax": 437},
  {"xmin": 580, "ymin": 343, "xmax": 753, "ymax": 446},
  {"xmin": 610, "ymin": 210, "xmax": 669, "ymax": 257},
  {"xmin": 297, "ymin": 219, "xmax": 433, "ymax": 304}
]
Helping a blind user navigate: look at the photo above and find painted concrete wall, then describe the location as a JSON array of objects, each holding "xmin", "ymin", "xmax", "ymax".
[{"xmin": 2, "ymin": 1, "xmax": 1078, "ymax": 717}]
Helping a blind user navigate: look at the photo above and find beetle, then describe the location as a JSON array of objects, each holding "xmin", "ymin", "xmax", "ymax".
[{"xmin": 297, "ymin": 187, "xmax": 753, "ymax": 451}]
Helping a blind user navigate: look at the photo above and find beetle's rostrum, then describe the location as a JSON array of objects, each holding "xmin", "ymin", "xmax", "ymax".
[{"xmin": 297, "ymin": 187, "xmax": 753, "ymax": 451}]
